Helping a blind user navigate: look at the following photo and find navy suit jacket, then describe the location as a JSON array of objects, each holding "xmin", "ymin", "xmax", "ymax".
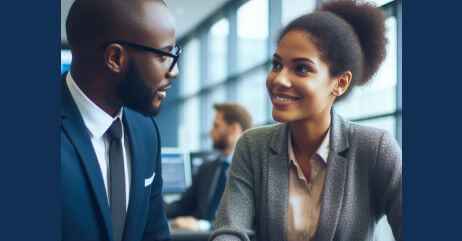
[{"xmin": 61, "ymin": 74, "xmax": 170, "ymax": 241}]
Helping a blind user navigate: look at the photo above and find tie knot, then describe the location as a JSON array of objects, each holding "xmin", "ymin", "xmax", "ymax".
[{"xmin": 107, "ymin": 118, "xmax": 123, "ymax": 140}]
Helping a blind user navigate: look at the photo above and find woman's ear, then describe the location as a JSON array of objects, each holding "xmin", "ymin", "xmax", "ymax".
[
  {"xmin": 333, "ymin": 71, "xmax": 352, "ymax": 97},
  {"xmin": 104, "ymin": 44, "xmax": 128, "ymax": 74}
]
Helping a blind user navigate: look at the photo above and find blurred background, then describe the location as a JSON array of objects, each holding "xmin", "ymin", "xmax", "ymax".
[{"xmin": 61, "ymin": 0, "xmax": 401, "ymax": 240}]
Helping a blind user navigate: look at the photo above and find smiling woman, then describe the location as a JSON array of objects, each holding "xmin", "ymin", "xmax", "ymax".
[{"xmin": 210, "ymin": 1, "xmax": 402, "ymax": 241}]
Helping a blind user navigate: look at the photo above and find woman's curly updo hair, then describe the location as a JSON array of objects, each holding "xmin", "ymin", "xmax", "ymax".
[{"xmin": 278, "ymin": 0, "xmax": 387, "ymax": 101}]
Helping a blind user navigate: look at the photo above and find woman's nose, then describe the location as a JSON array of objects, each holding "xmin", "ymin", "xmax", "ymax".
[{"xmin": 273, "ymin": 70, "xmax": 291, "ymax": 88}]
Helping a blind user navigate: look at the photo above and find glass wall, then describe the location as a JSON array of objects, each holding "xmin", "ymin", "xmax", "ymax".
[
  {"xmin": 236, "ymin": 0, "xmax": 268, "ymax": 73},
  {"xmin": 208, "ymin": 18, "xmax": 229, "ymax": 86}
]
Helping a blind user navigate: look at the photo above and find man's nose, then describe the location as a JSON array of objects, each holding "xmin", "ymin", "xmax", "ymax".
[{"xmin": 166, "ymin": 64, "xmax": 179, "ymax": 79}]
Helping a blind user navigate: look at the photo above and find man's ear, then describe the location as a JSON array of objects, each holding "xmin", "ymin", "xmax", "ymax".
[
  {"xmin": 103, "ymin": 44, "xmax": 128, "ymax": 73},
  {"xmin": 332, "ymin": 71, "xmax": 352, "ymax": 97},
  {"xmin": 230, "ymin": 122, "xmax": 243, "ymax": 135}
]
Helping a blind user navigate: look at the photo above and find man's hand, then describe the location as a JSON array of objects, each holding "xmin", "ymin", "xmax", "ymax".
[{"xmin": 171, "ymin": 216, "xmax": 199, "ymax": 231}]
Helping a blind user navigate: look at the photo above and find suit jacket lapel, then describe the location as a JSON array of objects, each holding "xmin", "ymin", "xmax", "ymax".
[
  {"xmin": 313, "ymin": 112, "xmax": 350, "ymax": 241},
  {"xmin": 267, "ymin": 124, "xmax": 290, "ymax": 241},
  {"xmin": 205, "ymin": 160, "xmax": 223, "ymax": 208},
  {"xmin": 121, "ymin": 110, "xmax": 145, "ymax": 241},
  {"xmin": 61, "ymin": 74, "xmax": 114, "ymax": 241}
]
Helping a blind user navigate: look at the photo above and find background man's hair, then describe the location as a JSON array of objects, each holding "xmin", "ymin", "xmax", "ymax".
[{"xmin": 213, "ymin": 103, "xmax": 252, "ymax": 132}]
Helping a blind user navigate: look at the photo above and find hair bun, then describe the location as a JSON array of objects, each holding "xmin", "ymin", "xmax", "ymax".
[{"xmin": 320, "ymin": 0, "xmax": 388, "ymax": 85}]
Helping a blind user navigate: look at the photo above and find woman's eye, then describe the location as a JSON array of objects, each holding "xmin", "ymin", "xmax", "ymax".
[
  {"xmin": 295, "ymin": 65, "xmax": 310, "ymax": 73},
  {"xmin": 272, "ymin": 61, "xmax": 282, "ymax": 70}
]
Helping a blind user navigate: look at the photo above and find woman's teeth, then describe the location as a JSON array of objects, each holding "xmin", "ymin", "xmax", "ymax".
[{"xmin": 275, "ymin": 96, "xmax": 296, "ymax": 102}]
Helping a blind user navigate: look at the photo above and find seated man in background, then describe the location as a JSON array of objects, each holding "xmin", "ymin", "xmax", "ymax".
[{"xmin": 166, "ymin": 103, "xmax": 252, "ymax": 231}]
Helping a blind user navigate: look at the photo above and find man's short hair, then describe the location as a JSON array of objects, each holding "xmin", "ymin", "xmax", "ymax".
[
  {"xmin": 65, "ymin": 0, "xmax": 166, "ymax": 51},
  {"xmin": 213, "ymin": 103, "xmax": 252, "ymax": 132}
]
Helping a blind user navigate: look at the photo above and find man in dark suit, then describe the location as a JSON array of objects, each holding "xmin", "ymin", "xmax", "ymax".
[
  {"xmin": 166, "ymin": 103, "xmax": 252, "ymax": 231},
  {"xmin": 61, "ymin": 0, "xmax": 181, "ymax": 241}
]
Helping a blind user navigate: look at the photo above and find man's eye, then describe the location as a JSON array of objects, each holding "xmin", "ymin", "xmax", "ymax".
[{"xmin": 157, "ymin": 55, "xmax": 167, "ymax": 61}]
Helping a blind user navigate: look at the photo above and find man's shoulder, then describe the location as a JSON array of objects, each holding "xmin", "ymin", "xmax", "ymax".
[
  {"xmin": 197, "ymin": 159, "xmax": 220, "ymax": 172},
  {"xmin": 124, "ymin": 108, "xmax": 158, "ymax": 131}
]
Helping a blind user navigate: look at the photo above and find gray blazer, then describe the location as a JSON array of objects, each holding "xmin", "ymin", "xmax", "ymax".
[{"xmin": 210, "ymin": 112, "xmax": 401, "ymax": 241}]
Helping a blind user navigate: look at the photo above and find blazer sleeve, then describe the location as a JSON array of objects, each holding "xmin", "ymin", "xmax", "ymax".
[
  {"xmin": 373, "ymin": 130, "xmax": 402, "ymax": 241},
  {"xmin": 141, "ymin": 119, "xmax": 170, "ymax": 241},
  {"xmin": 210, "ymin": 133, "xmax": 256, "ymax": 241}
]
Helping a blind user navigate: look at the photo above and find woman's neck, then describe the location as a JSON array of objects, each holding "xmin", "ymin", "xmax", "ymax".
[{"xmin": 289, "ymin": 112, "xmax": 331, "ymax": 158}]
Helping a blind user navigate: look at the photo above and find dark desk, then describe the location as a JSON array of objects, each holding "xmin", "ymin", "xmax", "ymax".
[{"xmin": 169, "ymin": 223, "xmax": 211, "ymax": 241}]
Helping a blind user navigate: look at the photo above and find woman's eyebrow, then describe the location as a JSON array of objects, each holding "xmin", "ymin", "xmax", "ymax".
[
  {"xmin": 273, "ymin": 53, "xmax": 282, "ymax": 60},
  {"xmin": 292, "ymin": 57, "xmax": 314, "ymax": 64}
]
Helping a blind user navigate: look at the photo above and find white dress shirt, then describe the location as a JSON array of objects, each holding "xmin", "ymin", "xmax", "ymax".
[{"xmin": 66, "ymin": 72, "xmax": 131, "ymax": 210}]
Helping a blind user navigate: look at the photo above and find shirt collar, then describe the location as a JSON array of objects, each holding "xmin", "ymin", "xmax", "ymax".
[
  {"xmin": 218, "ymin": 152, "xmax": 233, "ymax": 165},
  {"xmin": 66, "ymin": 72, "xmax": 124, "ymax": 139},
  {"xmin": 288, "ymin": 128, "xmax": 330, "ymax": 165}
]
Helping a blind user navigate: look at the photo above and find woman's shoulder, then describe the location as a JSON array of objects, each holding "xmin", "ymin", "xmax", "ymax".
[
  {"xmin": 348, "ymin": 121, "xmax": 388, "ymax": 140},
  {"xmin": 241, "ymin": 122, "xmax": 286, "ymax": 142},
  {"xmin": 346, "ymin": 120, "xmax": 400, "ymax": 155}
]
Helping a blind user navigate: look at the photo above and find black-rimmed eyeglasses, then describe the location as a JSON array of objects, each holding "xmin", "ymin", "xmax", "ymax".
[{"xmin": 100, "ymin": 41, "xmax": 182, "ymax": 72}]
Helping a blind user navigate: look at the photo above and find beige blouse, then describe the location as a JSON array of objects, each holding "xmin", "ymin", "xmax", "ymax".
[{"xmin": 287, "ymin": 129, "xmax": 330, "ymax": 241}]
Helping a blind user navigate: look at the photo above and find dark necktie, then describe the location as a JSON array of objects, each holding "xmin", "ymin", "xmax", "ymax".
[
  {"xmin": 106, "ymin": 118, "xmax": 126, "ymax": 241},
  {"xmin": 207, "ymin": 159, "xmax": 230, "ymax": 220}
]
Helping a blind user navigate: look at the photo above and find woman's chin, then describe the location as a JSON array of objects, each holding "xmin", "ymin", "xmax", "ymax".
[{"xmin": 272, "ymin": 110, "xmax": 293, "ymax": 123}]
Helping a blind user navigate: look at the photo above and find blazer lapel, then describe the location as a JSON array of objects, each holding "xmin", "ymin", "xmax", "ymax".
[
  {"xmin": 121, "ymin": 110, "xmax": 146, "ymax": 241},
  {"xmin": 267, "ymin": 124, "xmax": 290, "ymax": 241},
  {"xmin": 313, "ymin": 112, "xmax": 350, "ymax": 241},
  {"xmin": 205, "ymin": 160, "xmax": 223, "ymax": 208},
  {"xmin": 61, "ymin": 75, "xmax": 114, "ymax": 241}
]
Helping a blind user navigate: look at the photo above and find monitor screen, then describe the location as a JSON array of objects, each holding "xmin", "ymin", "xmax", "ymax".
[{"xmin": 161, "ymin": 147, "xmax": 192, "ymax": 193}]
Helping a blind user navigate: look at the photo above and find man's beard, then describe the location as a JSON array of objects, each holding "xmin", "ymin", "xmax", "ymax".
[
  {"xmin": 117, "ymin": 62, "xmax": 161, "ymax": 117},
  {"xmin": 213, "ymin": 136, "xmax": 229, "ymax": 152}
]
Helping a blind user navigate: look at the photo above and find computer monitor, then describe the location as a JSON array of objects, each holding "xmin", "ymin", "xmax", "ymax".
[
  {"xmin": 161, "ymin": 147, "xmax": 192, "ymax": 194},
  {"xmin": 189, "ymin": 151, "xmax": 219, "ymax": 177}
]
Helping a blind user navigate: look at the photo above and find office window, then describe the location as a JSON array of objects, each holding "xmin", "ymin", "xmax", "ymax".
[
  {"xmin": 237, "ymin": 0, "xmax": 269, "ymax": 72},
  {"xmin": 179, "ymin": 38, "xmax": 200, "ymax": 97},
  {"xmin": 200, "ymin": 85, "xmax": 227, "ymax": 149},
  {"xmin": 236, "ymin": 68, "xmax": 268, "ymax": 125},
  {"xmin": 208, "ymin": 18, "xmax": 229, "ymax": 86},
  {"xmin": 282, "ymin": 0, "xmax": 316, "ymax": 25},
  {"xmin": 179, "ymin": 96, "xmax": 200, "ymax": 151},
  {"xmin": 334, "ymin": 16, "xmax": 397, "ymax": 119}
]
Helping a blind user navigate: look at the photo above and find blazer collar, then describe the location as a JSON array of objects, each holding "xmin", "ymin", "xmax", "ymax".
[
  {"xmin": 121, "ymin": 109, "xmax": 146, "ymax": 241},
  {"xmin": 267, "ymin": 123, "xmax": 290, "ymax": 241},
  {"xmin": 269, "ymin": 123, "xmax": 289, "ymax": 154},
  {"xmin": 329, "ymin": 111, "xmax": 350, "ymax": 154},
  {"xmin": 61, "ymin": 73, "xmax": 114, "ymax": 241},
  {"xmin": 268, "ymin": 110, "xmax": 350, "ymax": 155},
  {"xmin": 315, "ymin": 111, "xmax": 351, "ymax": 241}
]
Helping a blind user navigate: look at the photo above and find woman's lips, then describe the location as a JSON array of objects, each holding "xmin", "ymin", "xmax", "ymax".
[{"xmin": 272, "ymin": 93, "xmax": 300, "ymax": 108}]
